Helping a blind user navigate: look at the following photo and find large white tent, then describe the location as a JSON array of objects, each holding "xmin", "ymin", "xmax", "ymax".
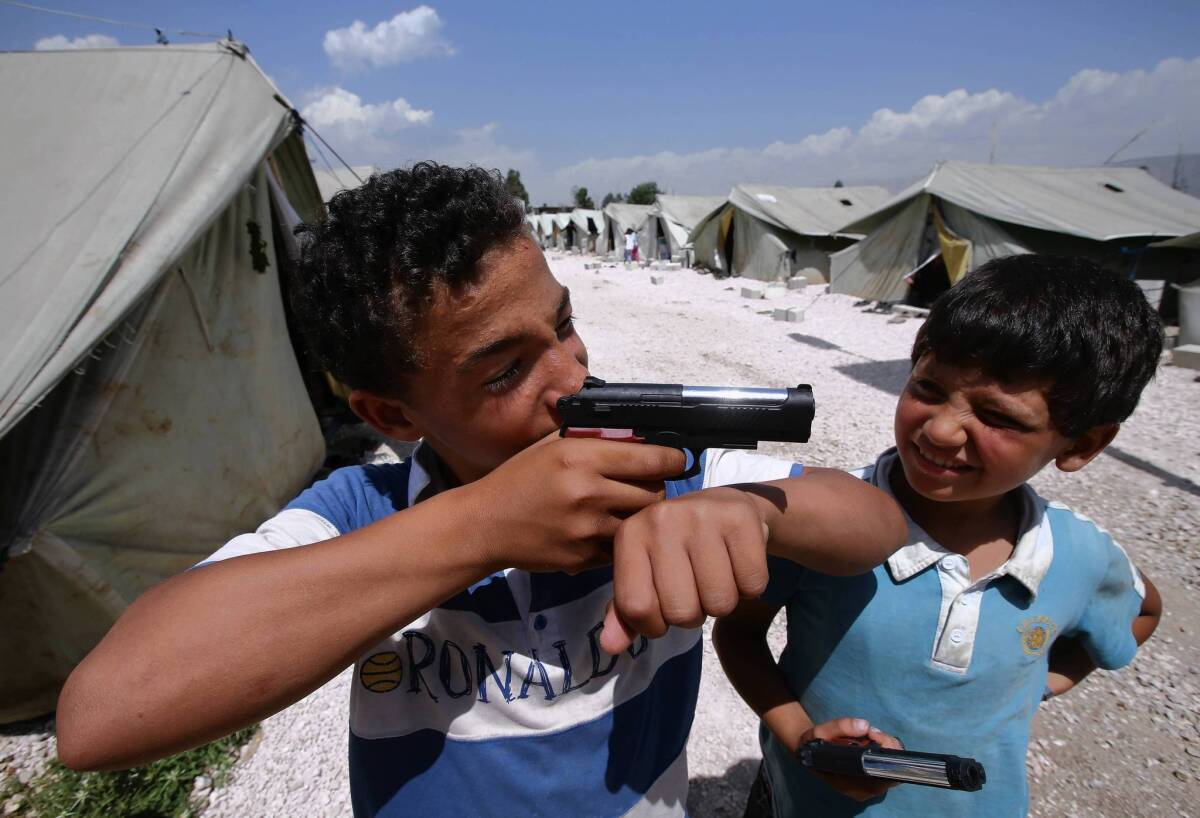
[
  {"xmin": 566, "ymin": 208, "xmax": 605, "ymax": 253},
  {"xmin": 312, "ymin": 164, "xmax": 379, "ymax": 203},
  {"xmin": 649, "ymin": 195, "xmax": 725, "ymax": 261},
  {"xmin": 830, "ymin": 161, "xmax": 1200, "ymax": 303},
  {"xmin": 0, "ymin": 41, "xmax": 327, "ymax": 721},
  {"xmin": 601, "ymin": 203, "xmax": 654, "ymax": 258},
  {"xmin": 690, "ymin": 185, "xmax": 890, "ymax": 281}
]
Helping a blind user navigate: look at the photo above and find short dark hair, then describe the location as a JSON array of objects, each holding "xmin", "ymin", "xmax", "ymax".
[
  {"xmin": 291, "ymin": 162, "xmax": 527, "ymax": 395},
  {"xmin": 911, "ymin": 255, "xmax": 1162, "ymax": 436}
]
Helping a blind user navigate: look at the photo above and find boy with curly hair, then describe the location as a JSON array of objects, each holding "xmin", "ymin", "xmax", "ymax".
[
  {"xmin": 57, "ymin": 163, "xmax": 906, "ymax": 817},
  {"xmin": 715, "ymin": 255, "xmax": 1163, "ymax": 817}
]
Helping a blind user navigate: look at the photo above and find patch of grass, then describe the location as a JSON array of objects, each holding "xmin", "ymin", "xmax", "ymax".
[{"xmin": 2, "ymin": 727, "xmax": 255, "ymax": 818}]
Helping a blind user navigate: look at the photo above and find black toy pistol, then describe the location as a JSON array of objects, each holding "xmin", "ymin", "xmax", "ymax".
[
  {"xmin": 798, "ymin": 738, "xmax": 986, "ymax": 792},
  {"xmin": 557, "ymin": 376, "xmax": 815, "ymax": 478}
]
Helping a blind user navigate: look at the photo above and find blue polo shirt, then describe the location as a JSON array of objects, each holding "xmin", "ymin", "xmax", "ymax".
[{"xmin": 758, "ymin": 448, "xmax": 1144, "ymax": 818}]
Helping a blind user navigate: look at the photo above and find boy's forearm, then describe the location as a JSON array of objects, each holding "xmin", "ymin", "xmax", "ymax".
[
  {"xmin": 748, "ymin": 468, "xmax": 906, "ymax": 575},
  {"xmin": 712, "ymin": 615, "xmax": 812, "ymax": 752},
  {"xmin": 56, "ymin": 485, "xmax": 502, "ymax": 771}
]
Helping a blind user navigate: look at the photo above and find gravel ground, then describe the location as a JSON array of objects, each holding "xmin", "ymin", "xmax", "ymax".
[{"xmin": 4, "ymin": 250, "xmax": 1196, "ymax": 816}]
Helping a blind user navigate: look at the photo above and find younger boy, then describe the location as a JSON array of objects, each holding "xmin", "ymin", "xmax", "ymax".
[
  {"xmin": 56, "ymin": 163, "xmax": 906, "ymax": 817},
  {"xmin": 714, "ymin": 255, "xmax": 1163, "ymax": 817}
]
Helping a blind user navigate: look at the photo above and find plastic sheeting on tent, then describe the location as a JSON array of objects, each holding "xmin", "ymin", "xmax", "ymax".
[
  {"xmin": 0, "ymin": 42, "xmax": 326, "ymax": 722},
  {"xmin": 829, "ymin": 161, "xmax": 1200, "ymax": 303},
  {"xmin": 312, "ymin": 164, "xmax": 379, "ymax": 203},
  {"xmin": 689, "ymin": 185, "xmax": 890, "ymax": 282},
  {"xmin": 650, "ymin": 195, "xmax": 725, "ymax": 260},
  {"xmin": 601, "ymin": 203, "xmax": 654, "ymax": 258}
]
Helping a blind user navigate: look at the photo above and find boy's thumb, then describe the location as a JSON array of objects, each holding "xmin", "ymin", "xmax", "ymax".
[{"xmin": 599, "ymin": 599, "xmax": 637, "ymax": 656}]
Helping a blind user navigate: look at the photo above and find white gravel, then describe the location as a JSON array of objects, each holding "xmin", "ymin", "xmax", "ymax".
[{"xmin": 5, "ymin": 251, "xmax": 1197, "ymax": 817}]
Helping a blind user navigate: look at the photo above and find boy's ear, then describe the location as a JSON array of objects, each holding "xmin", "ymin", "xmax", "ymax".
[
  {"xmin": 347, "ymin": 389, "xmax": 423, "ymax": 442},
  {"xmin": 1055, "ymin": 423, "xmax": 1119, "ymax": 473}
]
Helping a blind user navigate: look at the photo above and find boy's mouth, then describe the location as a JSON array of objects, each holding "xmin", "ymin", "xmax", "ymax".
[{"xmin": 911, "ymin": 441, "xmax": 974, "ymax": 474}]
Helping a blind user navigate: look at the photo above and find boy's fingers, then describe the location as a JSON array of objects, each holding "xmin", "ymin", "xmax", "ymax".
[
  {"xmin": 812, "ymin": 717, "xmax": 872, "ymax": 740},
  {"xmin": 723, "ymin": 519, "xmax": 771, "ymax": 599},
  {"xmin": 649, "ymin": 537, "xmax": 704, "ymax": 629},
  {"xmin": 587, "ymin": 442, "xmax": 687, "ymax": 481},
  {"xmin": 598, "ymin": 600, "xmax": 638, "ymax": 655},
  {"xmin": 688, "ymin": 536, "xmax": 740, "ymax": 619},
  {"xmin": 867, "ymin": 726, "xmax": 904, "ymax": 751},
  {"xmin": 612, "ymin": 525, "xmax": 669, "ymax": 641}
]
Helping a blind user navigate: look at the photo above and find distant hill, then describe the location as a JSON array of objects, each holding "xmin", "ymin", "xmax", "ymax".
[{"xmin": 1112, "ymin": 153, "xmax": 1199, "ymax": 198}]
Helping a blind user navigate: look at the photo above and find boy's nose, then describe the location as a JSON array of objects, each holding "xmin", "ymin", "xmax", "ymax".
[
  {"xmin": 923, "ymin": 408, "xmax": 967, "ymax": 448},
  {"xmin": 544, "ymin": 353, "xmax": 590, "ymax": 414}
]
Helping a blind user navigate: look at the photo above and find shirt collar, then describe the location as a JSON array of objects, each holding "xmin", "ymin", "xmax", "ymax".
[
  {"xmin": 406, "ymin": 442, "xmax": 460, "ymax": 507},
  {"xmin": 870, "ymin": 448, "xmax": 1053, "ymax": 598}
]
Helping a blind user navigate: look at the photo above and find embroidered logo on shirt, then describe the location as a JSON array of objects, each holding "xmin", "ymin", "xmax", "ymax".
[
  {"xmin": 360, "ymin": 651, "xmax": 404, "ymax": 692},
  {"xmin": 1017, "ymin": 616, "xmax": 1057, "ymax": 656}
]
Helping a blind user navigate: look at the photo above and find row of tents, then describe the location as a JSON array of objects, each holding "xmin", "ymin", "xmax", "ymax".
[
  {"xmin": 3, "ymin": 40, "xmax": 1199, "ymax": 724},
  {"xmin": 532, "ymin": 164, "xmax": 1200, "ymax": 308}
]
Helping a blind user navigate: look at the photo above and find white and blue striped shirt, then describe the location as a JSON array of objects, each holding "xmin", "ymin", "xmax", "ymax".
[{"xmin": 203, "ymin": 444, "xmax": 802, "ymax": 817}]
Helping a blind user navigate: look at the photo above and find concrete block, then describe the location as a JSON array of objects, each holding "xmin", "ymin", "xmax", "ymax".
[
  {"xmin": 1171, "ymin": 344, "xmax": 1200, "ymax": 370},
  {"xmin": 583, "ymin": 262, "xmax": 602, "ymax": 270},
  {"xmin": 763, "ymin": 285, "xmax": 787, "ymax": 300},
  {"xmin": 786, "ymin": 277, "xmax": 807, "ymax": 290},
  {"xmin": 772, "ymin": 308, "xmax": 791, "ymax": 321},
  {"xmin": 741, "ymin": 286, "xmax": 765, "ymax": 299},
  {"xmin": 650, "ymin": 274, "xmax": 666, "ymax": 285},
  {"xmin": 787, "ymin": 307, "xmax": 805, "ymax": 323}
]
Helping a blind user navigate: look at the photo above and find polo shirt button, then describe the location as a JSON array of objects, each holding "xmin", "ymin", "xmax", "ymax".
[
  {"xmin": 939, "ymin": 556, "xmax": 957, "ymax": 571},
  {"xmin": 533, "ymin": 614, "xmax": 548, "ymax": 631},
  {"xmin": 950, "ymin": 628, "xmax": 965, "ymax": 644},
  {"xmin": 957, "ymin": 596, "xmax": 970, "ymax": 606}
]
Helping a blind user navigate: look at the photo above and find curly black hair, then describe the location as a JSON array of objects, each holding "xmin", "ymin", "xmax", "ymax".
[
  {"xmin": 291, "ymin": 162, "xmax": 528, "ymax": 395},
  {"xmin": 911, "ymin": 255, "xmax": 1163, "ymax": 437}
]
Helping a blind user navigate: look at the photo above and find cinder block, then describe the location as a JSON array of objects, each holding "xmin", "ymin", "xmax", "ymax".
[
  {"xmin": 787, "ymin": 307, "xmax": 805, "ymax": 323},
  {"xmin": 583, "ymin": 262, "xmax": 602, "ymax": 270},
  {"xmin": 786, "ymin": 277, "xmax": 807, "ymax": 290},
  {"xmin": 650, "ymin": 274, "xmax": 666, "ymax": 285},
  {"xmin": 1171, "ymin": 344, "xmax": 1200, "ymax": 370},
  {"xmin": 773, "ymin": 308, "xmax": 790, "ymax": 321},
  {"xmin": 741, "ymin": 286, "xmax": 765, "ymax": 299}
]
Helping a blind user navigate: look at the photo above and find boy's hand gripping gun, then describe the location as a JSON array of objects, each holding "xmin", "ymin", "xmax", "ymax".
[
  {"xmin": 798, "ymin": 738, "xmax": 987, "ymax": 792},
  {"xmin": 557, "ymin": 376, "xmax": 815, "ymax": 478}
]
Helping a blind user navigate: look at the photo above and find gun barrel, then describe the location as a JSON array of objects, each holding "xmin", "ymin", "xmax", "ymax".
[
  {"xmin": 558, "ymin": 377, "xmax": 815, "ymax": 445},
  {"xmin": 798, "ymin": 740, "xmax": 986, "ymax": 792}
]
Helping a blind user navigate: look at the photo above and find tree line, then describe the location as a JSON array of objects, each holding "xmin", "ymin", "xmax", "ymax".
[{"xmin": 503, "ymin": 169, "xmax": 661, "ymax": 210}]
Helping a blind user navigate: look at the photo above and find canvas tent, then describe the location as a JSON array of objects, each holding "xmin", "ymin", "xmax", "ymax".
[
  {"xmin": 312, "ymin": 164, "xmax": 379, "ymax": 203},
  {"xmin": 648, "ymin": 195, "xmax": 725, "ymax": 261},
  {"xmin": 830, "ymin": 161, "xmax": 1200, "ymax": 303},
  {"xmin": 565, "ymin": 208, "xmax": 605, "ymax": 253},
  {"xmin": 0, "ymin": 41, "xmax": 327, "ymax": 721},
  {"xmin": 689, "ymin": 185, "xmax": 890, "ymax": 282},
  {"xmin": 601, "ymin": 203, "xmax": 654, "ymax": 258}
]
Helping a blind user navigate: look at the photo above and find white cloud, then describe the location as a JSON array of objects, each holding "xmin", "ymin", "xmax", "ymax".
[
  {"xmin": 301, "ymin": 86, "xmax": 433, "ymax": 157},
  {"xmin": 33, "ymin": 33, "xmax": 119, "ymax": 50},
  {"xmin": 552, "ymin": 57, "xmax": 1200, "ymax": 200},
  {"xmin": 323, "ymin": 6, "xmax": 454, "ymax": 71}
]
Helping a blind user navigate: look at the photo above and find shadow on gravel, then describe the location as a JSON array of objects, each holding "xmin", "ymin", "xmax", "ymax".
[
  {"xmin": 787, "ymin": 333, "xmax": 841, "ymax": 351},
  {"xmin": 1102, "ymin": 445, "xmax": 1200, "ymax": 498},
  {"xmin": 833, "ymin": 359, "xmax": 911, "ymax": 397},
  {"xmin": 687, "ymin": 758, "xmax": 759, "ymax": 818}
]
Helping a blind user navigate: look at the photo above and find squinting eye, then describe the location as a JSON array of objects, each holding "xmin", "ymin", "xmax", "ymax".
[
  {"xmin": 484, "ymin": 363, "xmax": 521, "ymax": 393},
  {"xmin": 557, "ymin": 314, "xmax": 576, "ymax": 334}
]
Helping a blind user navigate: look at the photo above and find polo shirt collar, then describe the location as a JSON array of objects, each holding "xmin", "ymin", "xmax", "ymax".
[
  {"xmin": 407, "ymin": 442, "xmax": 461, "ymax": 506},
  {"xmin": 870, "ymin": 448, "xmax": 1053, "ymax": 598}
]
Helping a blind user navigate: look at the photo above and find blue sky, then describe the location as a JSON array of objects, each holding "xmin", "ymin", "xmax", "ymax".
[{"xmin": 3, "ymin": 0, "xmax": 1199, "ymax": 202}]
